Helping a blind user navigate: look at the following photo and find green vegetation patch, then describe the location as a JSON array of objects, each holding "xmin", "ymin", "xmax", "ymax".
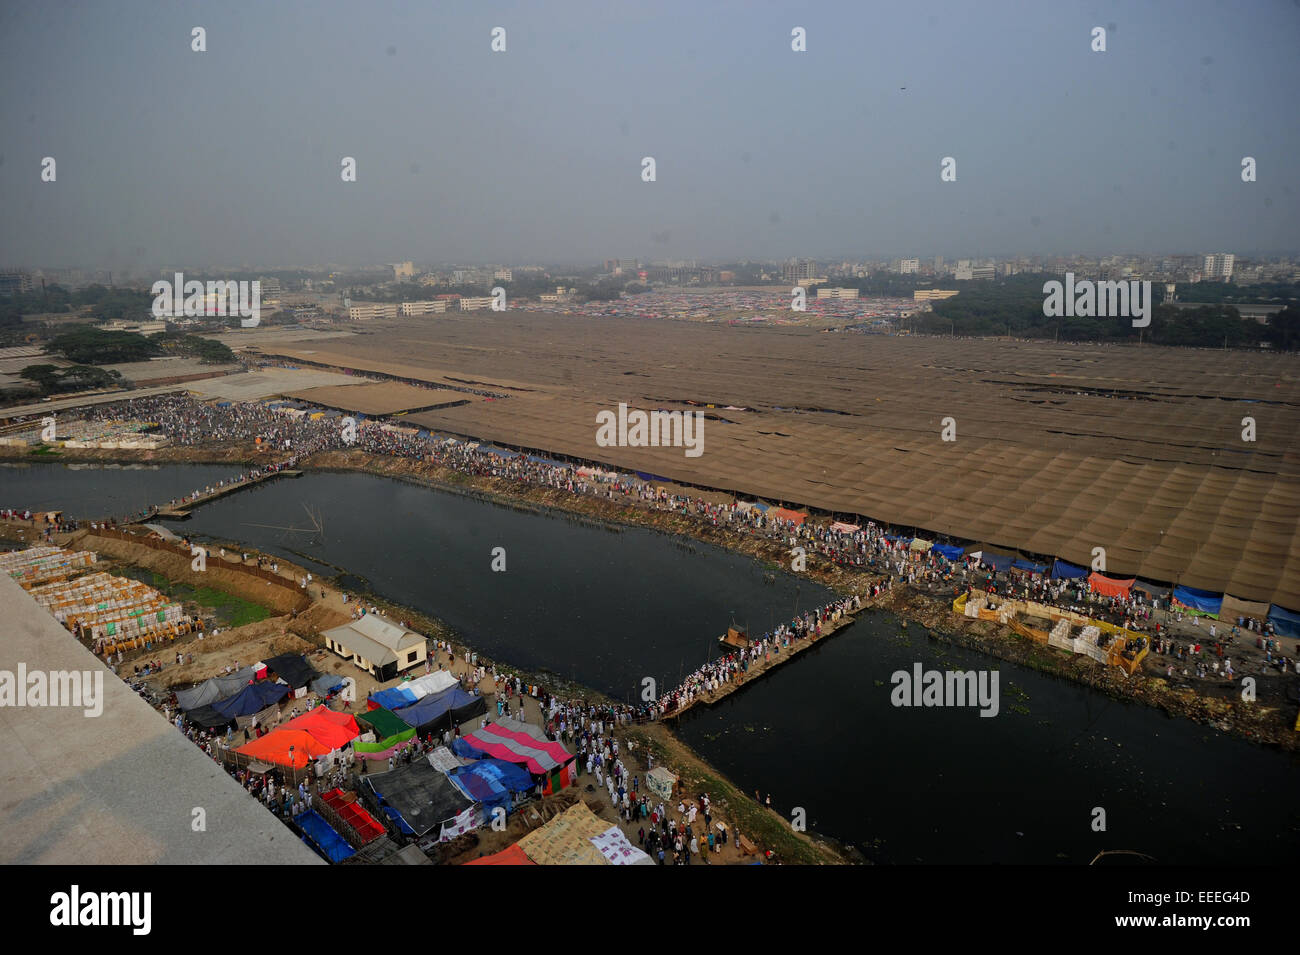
[{"xmin": 114, "ymin": 566, "xmax": 271, "ymax": 627}]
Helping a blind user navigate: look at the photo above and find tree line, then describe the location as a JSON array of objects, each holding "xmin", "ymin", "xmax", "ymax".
[{"xmin": 915, "ymin": 274, "xmax": 1300, "ymax": 349}]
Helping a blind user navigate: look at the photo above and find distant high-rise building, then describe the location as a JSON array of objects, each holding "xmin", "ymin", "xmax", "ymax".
[
  {"xmin": 899, "ymin": 258, "xmax": 920, "ymax": 274},
  {"xmin": 782, "ymin": 259, "xmax": 817, "ymax": 284},
  {"xmin": 390, "ymin": 261, "xmax": 416, "ymax": 282},
  {"xmin": 0, "ymin": 270, "xmax": 35, "ymax": 297},
  {"xmin": 1203, "ymin": 253, "xmax": 1235, "ymax": 281}
]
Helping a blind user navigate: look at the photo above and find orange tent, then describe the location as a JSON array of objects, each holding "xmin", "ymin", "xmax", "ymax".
[
  {"xmin": 769, "ymin": 507, "xmax": 807, "ymax": 525},
  {"xmin": 236, "ymin": 729, "xmax": 332, "ymax": 768},
  {"xmin": 1088, "ymin": 573, "xmax": 1135, "ymax": 598},
  {"xmin": 463, "ymin": 843, "xmax": 536, "ymax": 865}
]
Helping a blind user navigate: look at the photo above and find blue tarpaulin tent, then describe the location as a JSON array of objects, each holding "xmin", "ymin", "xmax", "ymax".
[
  {"xmin": 636, "ymin": 471, "xmax": 670, "ymax": 482},
  {"xmin": 1051, "ymin": 559, "xmax": 1089, "ymax": 579},
  {"xmin": 369, "ymin": 686, "xmax": 418, "ymax": 711},
  {"xmin": 1268, "ymin": 604, "xmax": 1300, "ymax": 638},
  {"xmin": 448, "ymin": 758, "xmax": 534, "ymax": 816},
  {"xmin": 1173, "ymin": 586, "xmax": 1223, "ymax": 616},
  {"xmin": 381, "ymin": 805, "xmax": 416, "ymax": 835},
  {"xmin": 483, "ymin": 446, "xmax": 520, "ymax": 458},
  {"xmin": 396, "ymin": 686, "xmax": 487, "ymax": 734},
  {"xmin": 931, "ymin": 544, "xmax": 965, "ymax": 560},
  {"xmin": 311, "ymin": 673, "xmax": 344, "ymax": 697},
  {"xmin": 1012, "ymin": 559, "xmax": 1047, "ymax": 574},
  {"xmin": 296, "ymin": 810, "xmax": 355, "ymax": 863},
  {"xmin": 980, "ymin": 552, "xmax": 1014, "ymax": 572},
  {"xmin": 213, "ymin": 681, "xmax": 289, "ymax": 719}
]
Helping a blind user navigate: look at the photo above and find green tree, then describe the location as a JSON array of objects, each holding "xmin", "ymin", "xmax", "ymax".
[
  {"xmin": 1263, "ymin": 305, "xmax": 1300, "ymax": 351},
  {"xmin": 19, "ymin": 364, "xmax": 61, "ymax": 394}
]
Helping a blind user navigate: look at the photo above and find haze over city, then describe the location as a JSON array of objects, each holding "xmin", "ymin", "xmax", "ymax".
[{"xmin": 2, "ymin": 0, "xmax": 1298, "ymax": 271}]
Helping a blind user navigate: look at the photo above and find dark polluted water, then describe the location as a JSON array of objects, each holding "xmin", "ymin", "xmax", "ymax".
[
  {"xmin": 0, "ymin": 461, "xmax": 245, "ymax": 518},
  {"xmin": 11, "ymin": 464, "xmax": 1300, "ymax": 863},
  {"xmin": 181, "ymin": 470, "xmax": 832, "ymax": 701},
  {"xmin": 674, "ymin": 621, "xmax": 1300, "ymax": 865}
]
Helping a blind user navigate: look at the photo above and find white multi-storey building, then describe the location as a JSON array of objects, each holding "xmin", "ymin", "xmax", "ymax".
[
  {"xmin": 1203, "ymin": 253, "xmax": 1235, "ymax": 281},
  {"xmin": 399, "ymin": 300, "xmax": 449, "ymax": 316},
  {"xmin": 348, "ymin": 303, "xmax": 400, "ymax": 320}
]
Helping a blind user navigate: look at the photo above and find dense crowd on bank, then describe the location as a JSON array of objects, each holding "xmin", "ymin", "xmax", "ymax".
[{"xmin": 69, "ymin": 393, "xmax": 1288, "ymax": 664}]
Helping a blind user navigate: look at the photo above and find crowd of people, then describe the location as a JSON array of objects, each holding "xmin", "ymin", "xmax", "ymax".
[
  {"xmin": 69, "ymin": 392, "xmax": 1294, "ymax": 671},
  {"xmin": 655, "ymin": 593, "xmax": 864, "ymax": 716}
]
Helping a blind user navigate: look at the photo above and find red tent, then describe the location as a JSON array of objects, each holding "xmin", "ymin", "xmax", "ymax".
[
  {"xmin": 464, "ymin": 843, "xmax": 536, "ymax": 865},
  {"xmin": 280, "ymin": 710, "xmax": 360, "ymax": 751}
]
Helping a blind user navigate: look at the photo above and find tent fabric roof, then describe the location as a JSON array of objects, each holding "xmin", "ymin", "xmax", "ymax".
[
  {"xmin": 370, "ymin": 686, "xmax": 418, "ymax": 710},
  {"xmin": 453, "ymin": 718, "xmax": 573, "ymax": 774},
  {"xmin": 404, "ymin": 671, "xmax": 459, "ymax": 698},
  {"xmin": 262, "ymin": 653, "xmax": 316, "ymax": 689},
  {"xmin": 175, "ymin": 666, "xmax": 258, "ymax": 711},
  {"xmin": 311, "ymin": 673, "xmax": 345, "ymax": 696},
  {"xmin": 356, "ymin": 706, "xmax": 410, "ymax": 740},
  {"xmin": 213, "ymin": 681, "xmax": 289, "ymax": 719},
  {"xmin": 517, "ymin": 801, "xmax": 612, "ymax": 865},
  {"xmin": 448, "ymin": 758, "xmax": 534, "ymax": 816},
  {"xmin": 280, "ymin": 709, "xmax": 361, "ymax": 751},
  {"xmin": 1051, "ymin": 559, "xmax": 1089, "ymax": 580},
  {"xmin": 364, "ymin": 758, "xmax": 471, "ymax": 838},
  {"xmin": 270, "ymin": 328, "xmax": 1300, "ymax": 610},
  {"xmin": 1133, "ymin": 578, "xmax": 1171, "ymax": 597},
  {"xmin": 1088, "ymin": 573, "xmax": 1135, "ymax": 598},
  {"xmin": 183, "ymin": 703, "xmax": 234, "ymax": 731},
  {"xmin": 590, "ymin": 824, "xmax": 654, "ymax": 865},
  {"xmin": 1173, "ymin": 586, "xmax": 1224, "ymax": 615},
  {"xmin": 463, "ymin": 843, "xmax": 535, "ymax": 866},
  {"xmin": 1220, "ymin": 594, "xmax": 1269, "ymax": 620},
  {"xmin": 296, "ymin": 810, "xmax": 356, "ymax": 863},
  {"xmin": 236, "ymin": 729, "xmax": 332, "ymax": 768},
  {"xmin": 1268, "ymin": 604, "xmax": 1300, "ymax": 638},
  {"xmin": 396, "ymin": 686, "xmax": 486, "ymax": 734}
]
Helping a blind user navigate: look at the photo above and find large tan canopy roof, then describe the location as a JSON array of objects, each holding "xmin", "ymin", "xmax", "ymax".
[{"xmin": 265, "ymin": 314, "xmax": 1300, "ymax": 608}]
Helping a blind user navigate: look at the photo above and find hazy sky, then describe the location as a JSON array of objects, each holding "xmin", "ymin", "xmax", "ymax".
[{"xmin": 2, "ymin": 0, "xmax": 1297, "ymax": 271}]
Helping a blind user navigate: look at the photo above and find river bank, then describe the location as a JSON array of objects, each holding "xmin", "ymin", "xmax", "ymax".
[
  {"xmin": 0, "ymin": 503, "xmax": 850, "ymax": 864},
  {"xmin": 3, "ymin": 444, "xmax": 1296, "ymax": 755}
]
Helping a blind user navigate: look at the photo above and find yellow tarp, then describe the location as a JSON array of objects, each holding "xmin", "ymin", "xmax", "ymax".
[{"xmin": 518, "ymin": 802, "xmax": 611, "ymax": 866}]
